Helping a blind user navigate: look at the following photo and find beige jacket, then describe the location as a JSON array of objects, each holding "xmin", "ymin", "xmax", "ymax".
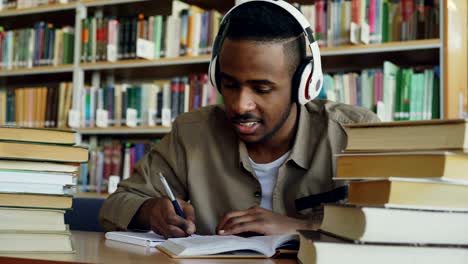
[{"xmin": 99, "ymin": 100, "xmax": 379, "ymax": 234}]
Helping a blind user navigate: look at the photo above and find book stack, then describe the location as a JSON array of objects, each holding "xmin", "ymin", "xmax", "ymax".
[
  {"xmin": 298, "ymin": 119, "xmax": 468, "ymax": 264},
  {"xmin": 0, "ymin": 127, "xmax": 88, "ymax": 253}
]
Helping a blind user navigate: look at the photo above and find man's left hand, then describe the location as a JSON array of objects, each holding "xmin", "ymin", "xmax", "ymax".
[{"xmin": 216, "ymin": 207, "xmax": 317, "ymax": 235}]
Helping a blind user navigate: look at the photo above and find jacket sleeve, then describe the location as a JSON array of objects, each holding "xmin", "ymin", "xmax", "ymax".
[{"xmin": 99, "ymin": 121, "xmax": 188, "ymax": 231}]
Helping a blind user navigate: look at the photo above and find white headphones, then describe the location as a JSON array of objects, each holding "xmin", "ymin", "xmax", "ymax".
[{"xmin": 208, "ymin": 0, "xmax": 323, "ymax": 105}]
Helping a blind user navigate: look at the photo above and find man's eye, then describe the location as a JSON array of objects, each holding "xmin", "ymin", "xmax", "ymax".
[{"xmin": 254, "ymin": 86, "xmax": 272, "ymax": 93}]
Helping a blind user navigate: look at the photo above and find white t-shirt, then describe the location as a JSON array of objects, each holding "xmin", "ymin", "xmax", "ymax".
[{"xmin": 248, "ymin": 151, "xmax": 290, "ymax": 210}]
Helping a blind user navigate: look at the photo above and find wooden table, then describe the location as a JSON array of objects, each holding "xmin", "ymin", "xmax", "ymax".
[{"xmin": 0, "ymin": 231, "xmax": 298, "ymax": 264}]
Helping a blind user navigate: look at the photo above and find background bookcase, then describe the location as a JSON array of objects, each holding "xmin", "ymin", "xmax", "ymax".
[{"xmin": 0, "ymin": 0, "xmax": 466, "ymax": 196}]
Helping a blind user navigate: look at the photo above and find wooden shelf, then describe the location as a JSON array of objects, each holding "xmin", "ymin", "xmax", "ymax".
[
  {"xmin": 0, "ymin": 2, "xmax": 77, "ymax": 17},
  {"xmin": 0, "ymin": 40, "xmax": 439, "ymax": 77},
  {"xmin": 78, "ymin": 125, "xmax": 171, "ymax": 135},
  {"xmin": 0, "ymin": 65, "xmax": 74, "ymax": 77},
  {"xmin": 81, "ymin": 0, "xmax": 151, "ymax": 8},
  {"xmin": 320, "ymin": 39, "xmax": 441, "ymax": 56},
  {"xmin": 80, "ymin": 55, "xmax": 211, "ymax": 71}
]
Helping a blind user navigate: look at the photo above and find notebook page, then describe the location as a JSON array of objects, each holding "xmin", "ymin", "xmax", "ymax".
[
  {"xmin": 248, "ymin": 234, "xmax": 299, "ymax": 251},
  {"xmin": 163, "ymin": 235, "xmax": 275, "ymax": 256}
]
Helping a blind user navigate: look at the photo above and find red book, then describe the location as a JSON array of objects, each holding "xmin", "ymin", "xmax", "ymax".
[
  {"xmin": 110, "ymin": 143, "xmax": 122, "ymax": 177},
  {"xmin": 351, "ymin": 0, "xmax": 360, "ymax": 24},
  {"xmin": 103, "ymin": 144, "xmax": 112, "ymax": 180}
]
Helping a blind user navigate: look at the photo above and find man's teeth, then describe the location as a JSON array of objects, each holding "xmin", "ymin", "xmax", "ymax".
[{"xmin": 240, "ymin": 122, "xmax": 257, "ymax": 127}]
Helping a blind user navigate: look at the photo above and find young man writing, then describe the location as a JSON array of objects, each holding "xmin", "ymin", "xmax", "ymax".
[{"xmin": 99, "ymin": 1, "xmax": 379, "ymax": 237}]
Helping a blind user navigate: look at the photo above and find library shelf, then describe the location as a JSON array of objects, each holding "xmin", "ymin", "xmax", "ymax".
[
  {"xmin": 320, "ymin": 39, "xmax": 441, "ymax": 56},
  {"xmin": 0, "ymin": 64, "xmax": 74, "ymax": 77},
  {"xmin": 80, "ymin": 55, "xmax": 211, "ymax": 71},
  {"xmin": 81, "ymin": 0, "xmax": 151, "ymax": 8},
  {"xmin": 77, "ymin": 126, "xmax": 172, "ymax": 135},
  {"xmin": 0, "ymin": 2, "xmax": 77, "ymax": 17},
  {"xmin": 79, "ymin": 39, "xmax": 439, "ymax": 72}
]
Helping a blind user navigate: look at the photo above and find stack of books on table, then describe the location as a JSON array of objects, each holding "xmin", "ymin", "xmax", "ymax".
[
  {"xmin": 0, "ymin": 127, "xmax": 88, "ymax": 253},
  {"xmin": 298, "ymin": 119, "xmax": 468, "ymax": 264}
]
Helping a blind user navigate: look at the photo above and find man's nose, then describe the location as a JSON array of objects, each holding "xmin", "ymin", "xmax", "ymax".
[{"xmin": 233, "ymin": 88, "xmax": 256, "ymax": 113}]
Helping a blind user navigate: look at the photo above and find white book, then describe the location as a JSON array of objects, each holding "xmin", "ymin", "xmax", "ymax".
[
  {"xmin": 0, "ymin": 181, "xmax": 74, "ymax": 195},
  {"xmin": 0, "ymin": 170, "xmax": 75, "ymax": 185},
  {"xmin": 105, "ymin": 231, "xmax": 166, "ymax": 247}
]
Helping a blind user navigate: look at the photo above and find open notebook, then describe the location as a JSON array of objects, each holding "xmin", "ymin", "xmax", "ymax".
[{"xmin": 157, "ymin": 234, "xmax": 298, "ymax": 258}]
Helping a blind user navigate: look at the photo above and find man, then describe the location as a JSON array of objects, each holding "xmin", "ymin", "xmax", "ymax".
[{"xmin": 99, "ymin": 2, "xmax": 379, "ymax": 238}]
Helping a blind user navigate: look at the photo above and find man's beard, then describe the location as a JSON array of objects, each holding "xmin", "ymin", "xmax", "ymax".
[{"xmin": 244, "ymin": 102, "xmax": 294, "ymax": 145}]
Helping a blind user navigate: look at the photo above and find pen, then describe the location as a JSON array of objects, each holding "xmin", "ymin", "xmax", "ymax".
[{"xmin": 159, "ymin": 172, "xmax": 186, "ymax": 219}]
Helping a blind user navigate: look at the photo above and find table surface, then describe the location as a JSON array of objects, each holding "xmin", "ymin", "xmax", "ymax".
[{"xmin": 0, "ymin": 231, "xmax": 298, "ymax": 264}]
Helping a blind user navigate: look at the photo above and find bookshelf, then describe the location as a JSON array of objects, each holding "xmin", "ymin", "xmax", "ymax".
[
  {"xmin": 78, "ymin": 125, "xmax": 171, "ymax": 135},
  {"xmin": 0, "ymin": 64, "xmax": 74, "ymax": 76},
  {"xmin": 0, "ymin": 2, "xmax": 77, "ymax": 17},
  {"xmin": 0, "ymin": 0, "xmax": 466, "ymax": 195}
]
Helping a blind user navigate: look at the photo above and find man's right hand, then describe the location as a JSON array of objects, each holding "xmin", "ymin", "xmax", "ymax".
[{"xmin": 134, "ymin": 197, "xmax": 196, "ymax": 238}]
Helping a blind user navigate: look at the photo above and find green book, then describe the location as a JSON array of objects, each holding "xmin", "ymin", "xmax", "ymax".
[
  {"xmin": 432, "ymin": 67, "xmax": 440, "ymax": 119},
  {"xmin": 361, "ymin": 70, "xmax": 373, "ymax": 110},
  {"xmin": 394, "ymin": 69, "xmax": 403, "ymax": 121},
  {"xmin": 383, "ymin": 61, "xmax": 399, "ymax": 121},
  {"xmin": 401, "ymin": 68, "xmax": 413, "ymax": 121},
  {"xmin": 154, "ymin": 15, "xmax": 163, "ymax": 59}
]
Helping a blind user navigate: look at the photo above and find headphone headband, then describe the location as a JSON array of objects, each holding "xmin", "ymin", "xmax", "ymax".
[{"xmin": 208, "ymin": 0, "xmax": 323, "ymax": 105}]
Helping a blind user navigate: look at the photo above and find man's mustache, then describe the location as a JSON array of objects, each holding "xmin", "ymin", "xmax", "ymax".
[{"xmin": 231, "ymin": 113, "xmax": 261, "ymax": 122}]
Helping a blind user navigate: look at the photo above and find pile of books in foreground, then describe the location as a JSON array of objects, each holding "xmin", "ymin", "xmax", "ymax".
[
  {"xmin": 0, "ymin": 127, "xmax": 88, "ymax": 253},
  {"xmin": 298, "ymin": 119, "xmax": 468, "ymax": 264}
]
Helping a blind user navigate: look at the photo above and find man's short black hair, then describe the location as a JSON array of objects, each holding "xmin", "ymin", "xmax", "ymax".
[{"xmin": 221, "ymin": 2, "xmax": 307, "ymax": 77}]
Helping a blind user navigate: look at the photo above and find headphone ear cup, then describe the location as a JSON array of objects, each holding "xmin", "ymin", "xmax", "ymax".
[{"xmin": 291, "ymin": 59, "xmax": 312, "ymax": 104}]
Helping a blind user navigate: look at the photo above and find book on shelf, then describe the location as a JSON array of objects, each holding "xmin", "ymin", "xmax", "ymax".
[
  {"xmin": 344, "ymin": 119, "xmax": 468, "ymax": 152},
  {"xmin": 296, "ymin": 0, "xmax": 439, "ymax": 47},
  {"xmin": 0, "ymin": 83, "xmax": 73, "ymax": 129},
  {"xmin": 347, "ymin": 178, "xmax": 468, "ymax": 210},
  {"xmin": 80, "ymin": 138, "xmax": 155, "ymax": 193},
  {"xmin": 0, "ymin": 23, "xmax": 74, "ymax": 70},
  {"xmin": 81, "ymin": 3, "xmax": 222, "ymax": 62},
  {"xmin": 78, "ymin": 74, "xmax": 219, "ymax": 128},
  {"xmin": 297, "ymin": 230, "xmax": 468, "ymax": 264},
  {"xmin": 320, "ymin": 62, "xmax": 440, "ymax": 122},
  {"xmin": 335, "ymin": 151, "xmax": 468, "ymax": 181},
  {"xmin": 319, "ymin": 203, "xmax": 468, "ymax": 245},
  {"xmin": 156, "ymin": 234, "xmax": 298, "ymax": 258},
  {"xmin": 0, "ymin": 207, "xmax": 66, "ymax": 232},
  {"xmin": 0, "ymin": 230, "xmax": 73, "ymax": 253}
]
